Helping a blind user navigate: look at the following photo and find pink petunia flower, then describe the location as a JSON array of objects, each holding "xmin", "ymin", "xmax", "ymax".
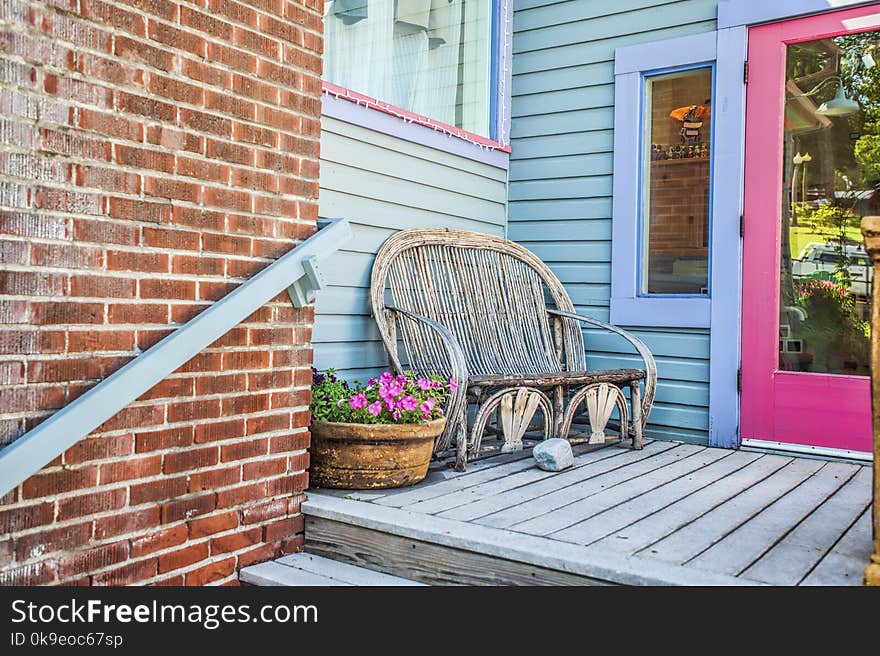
[
  {"xmin": 386, "ymin": 380, "xmax": 404, "ymax": 398},
  {"xmin": 419, "ymin": 397, "xmax": 435, "ymax": 414},
  {"xmin": 367, "ymin": 401, "xmax": 382, "ymax": 417},
  {"xmin": 397, "ymin": 395, "xmax": 418, "ymax": 411},
  {"xmin": 385, "ymin": 398, "xmax": 395, "ymax": 412},
  {"xmin": 448, "ymin": 377, "xmax": 458, "ymax": 393},
  {"xmin": 392, "ymin": 410, "xmax": 402, "ymax": 420},
  {"xmin": 379, "ymin": 372, "xmax": 394, "ymax": 385},
  {"xmin": 349, "ymin": 393, "xmax": 368, "ymax": 410},
  {"xmin": 417, "ymin": 378, "xmax": 432, "ymax": 391}
]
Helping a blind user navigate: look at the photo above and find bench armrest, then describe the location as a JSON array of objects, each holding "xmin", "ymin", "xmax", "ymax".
[
  {"xmin": 385, "ymin": 305, "xmax": 469, "ymax": 468},
  {"xmin": 547, "ymin": 308, "xmax": 656, "ymax": 429}
]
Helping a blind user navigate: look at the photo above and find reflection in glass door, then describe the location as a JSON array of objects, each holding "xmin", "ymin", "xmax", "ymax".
[
  {"xmin": 780, "ymin": 34, "xmax": 874, "ymax": 378},
  {"xmin": 741, "ymin": 5, "xmax": 880, "ymax": 456}
]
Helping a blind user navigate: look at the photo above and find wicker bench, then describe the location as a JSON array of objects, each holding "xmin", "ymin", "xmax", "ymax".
[{"xmin": 370, "ymin": 228, "xmax": 657, "ymax": 471}]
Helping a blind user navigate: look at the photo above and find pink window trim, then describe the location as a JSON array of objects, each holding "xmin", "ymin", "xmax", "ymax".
[{"xmin": 321, "ymin": 81, "xmax": 512, "ymax": 154}]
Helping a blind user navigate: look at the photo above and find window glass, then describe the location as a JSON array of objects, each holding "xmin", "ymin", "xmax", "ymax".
[
  {"xmin": 778, "ymin": 31, "xmax": 877, "ymax": 376},
  {"xmin": 641, "ymin": 67, "xmax": 713, "ymax": 295},
  {"xmin": 323, "ymin": 0, "xmax": 492, "ymax": 137}
]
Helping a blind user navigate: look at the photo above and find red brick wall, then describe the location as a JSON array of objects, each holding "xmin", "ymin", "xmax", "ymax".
[{"xmin": 0, "ymin": 0, "xmax": 323, "ymax": 585}]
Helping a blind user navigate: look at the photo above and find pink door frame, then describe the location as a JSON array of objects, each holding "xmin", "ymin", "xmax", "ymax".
[{"xmin": 740, "ymin": 4, "xmax": 880, "ymax": 454}]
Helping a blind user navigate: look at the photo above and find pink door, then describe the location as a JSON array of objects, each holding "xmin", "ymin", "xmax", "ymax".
[{"xmin": 741, "ymin": 5, "xmax": 880, "ymax": 455}]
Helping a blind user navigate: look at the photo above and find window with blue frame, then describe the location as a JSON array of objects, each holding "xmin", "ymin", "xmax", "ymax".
[
  {"xmin": 323, "ymin": 0, "xmax": 494, "ymax": 138},
  {"xmin": 610, "ymin": 31, "xmax": 717, "ymax": 328},
  {"xmin": 641, "ymin": 66, "xmax": 713, "ymax": 296}
]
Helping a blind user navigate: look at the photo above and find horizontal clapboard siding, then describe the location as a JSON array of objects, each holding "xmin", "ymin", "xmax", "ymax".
[
  {"xmin": 315, "ymin": 116, "xmax": 507, "ymax": 382},
  {"xmin": 508, "ymin": 0, "xmax": 720, "ymax": 444}
]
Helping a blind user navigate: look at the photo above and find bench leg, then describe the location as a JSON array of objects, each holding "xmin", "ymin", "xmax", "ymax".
[
  {"xmin": 553, "ymin": 385, "xmax": 564, "ymax": 439},
  {"xmin": 630, "ymin": 380, "xmax": 643, "ymax": 450},
  {"xmin": 454, "ymin": 413, "xmax": 468, "ymax": 472}
]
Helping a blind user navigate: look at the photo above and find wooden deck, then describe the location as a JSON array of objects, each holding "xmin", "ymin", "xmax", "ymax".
[{"xmin": 301, "ymin": 440, "xmax": 873, "ymax": 585}]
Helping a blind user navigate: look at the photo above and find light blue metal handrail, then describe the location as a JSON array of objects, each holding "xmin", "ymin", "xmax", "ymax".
[{"xmin": 0, "ymin": 218, "xmax": 351, "ymax": 498}]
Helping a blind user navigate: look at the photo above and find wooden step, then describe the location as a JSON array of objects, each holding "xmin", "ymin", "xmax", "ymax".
[
  {"xmin": 240, "ymin": 552, "xmax": 425, "ymax": 586},
  {"xmin": 301, "ymin": 492, "xmax": 758, "ymax": 586}
]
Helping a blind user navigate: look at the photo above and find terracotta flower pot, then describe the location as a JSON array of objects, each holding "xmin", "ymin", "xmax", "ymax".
[{"xmin": 309, "ymin": 418, "xmax": 447, "ymax": 489}]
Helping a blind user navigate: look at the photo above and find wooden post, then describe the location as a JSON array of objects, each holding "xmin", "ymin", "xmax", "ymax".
[{"xmin": 860, "ymin": 216, "xmax": 880, "ymax": 586}]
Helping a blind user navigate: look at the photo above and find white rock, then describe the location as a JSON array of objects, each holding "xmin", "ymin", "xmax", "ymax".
[{"xmin": 533, "ymin": 438, "xmax": 574, "ymax": 471}]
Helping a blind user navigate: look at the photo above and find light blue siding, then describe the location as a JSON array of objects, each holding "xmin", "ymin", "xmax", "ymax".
[
  {"xmin": 314, "ymin": 116, "xmax": 508, "ymax": 382},
  {"xmin": 508, "ymin": 0, "xmax": 721, "ymax": 444}
]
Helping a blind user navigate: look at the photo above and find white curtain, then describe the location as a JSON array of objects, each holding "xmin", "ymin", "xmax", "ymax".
[
  {"xmin": 324, "ymin": 0, "xmax": 474, "ymax": 132},
  {"xmin": 323, "ymin": 0, "xmax": 394, "ymax": 102}
]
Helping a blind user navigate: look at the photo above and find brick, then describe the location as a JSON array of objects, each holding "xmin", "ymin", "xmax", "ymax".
[
  {"xmin": 140, "ymin": 278, "xmax": 196, "ymax": 300},
  {"xmin": 97, "ymin": 403, "xmax": 164, "ymax": 433},
  {"xmin": 240, "ymin": 498, "xmax": 287, "ymax": 525},
  {"xmin": 108, "ymin": 303, "xmax": 168, "ymax": 324},
  {"xmin": 237, "ymin": 542, "xmax": 278, "ymax": 569},
  {"xmin": 185, "ymin": 556, "xmax": 235, "ymax": 585},
  {"xmin": 130, "ymin": 524, "xmax": 188, "ymax": 558},
  {"xmin": 193, "ymin": 418, "xmax": 245, "ymax": 443},
  {"xmin": 188, "ymin": 465, "xmax": 240, "ymax": 492},
  {"xmin": 221, "ymin": 437, "xmax": 268, "ymax": 462},
  {"xmin": 31, "ymin": 301, "xmax": 104, "ymax": 325},
  {"xmin": 0, "ymin": 501, "xmax": 54, "ymax": 533},
  {"xmin": 210, "ymin": 526, "xmax": 260, "ymax": 554},
  {"xmin": 242, "ymin": 456, "xmax": 287, "ymax": 481},
  {"xmin": 71, "ymin": 274, "xmax": 136, "ymax": 299},
  {"xmin": 17, "ymin": 522, "xmax": 92, "ymax": 560},
  {"xmin": 129, "ymin": 475, "xmax": 187, "ymax": 505},
  {"xmin": 22, "ymin": 466, "xmax": 98, "ymax": 499},
  {"xmin": 216, "ymin": 481, "xmax": 266, "ymax": 508},
  {"xmin": 188, "ymin": 510, "xmax": 238, "ymax": 538},
  {"xmin": 0, "ymin": 562, "xmax": 56, "ymax": 586},
  {"xmin": 58, "ymin": 541, "xmax": 128, "ymax": 580},
  {"xmin": 31, "ymin": 242, "xmax": 102, "ymax": 269},
  {"xmin": 107, "ymin": 249, "xmax": 169, "ymax": 273},
  {"xmin": 95, "ymin": 506, "xmax": 160, "ymax": 540},
  {"xmin": 91, "ymin": 557, "xmax": 157, "ymax": 586},
  {"xmin": 28, "ymin": 358, "xmax": 102, "ymax": 383},
  {"xmin": 68, "ymin": 329, "xmax": 135, "ymax": 353},
  {"xmin": 73, "ymin": 218, "xmax": 138, "ymax": 246},
  {"xmin": 58, "ymin": 488, "xmax": 127, "ymax": 520},
  {"xmin": 161, "ymin": 493, "xmax": 216, "ymax": 523},
  {"xmin": 163, "ymin": 445, "xmax": 219, "ymax": 474},
  {"xmin": 99, "ymin": 455, "xmax": 162, "ymax": 484},
  {"xmin": 158, "ymin": 541, "xmax": 208, "ymax": 573},
  {"xmin": 135, "ymin": 425, "xmax": 193, "ymax": 453},
  {"xmin": 138, "ymin": 376, "xmax": 194, "ymax": 402}
]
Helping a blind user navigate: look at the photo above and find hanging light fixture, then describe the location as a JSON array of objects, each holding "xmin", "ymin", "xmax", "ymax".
[
  {"xmin": 816, "ymin": 83, "xmax": 861, "ymax": 116},
  {"xmin": 793, "ymin": 75, "xmax": 861, "ymax": 117}
]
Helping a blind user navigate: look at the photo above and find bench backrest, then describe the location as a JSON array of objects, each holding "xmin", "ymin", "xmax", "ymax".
[{"xmin": 370, "ymin": 229, "xmax": 586, "ymax": 378}]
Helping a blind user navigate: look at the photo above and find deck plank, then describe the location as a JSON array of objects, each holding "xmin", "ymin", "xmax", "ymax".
[
  {"xmin": 437, "ymin": 441, "xmax": 683, "ymax": 523},
  {"xmin": 477, "ymin": 443, "xmax": 697, "ymax": 529},
  {"xmin": 416, "ymin": 445, "xmax": 671, "ymax": 519},
  {"xmin": 404, "ymin": 443, "xmax": 662, "ymax": 516},
  {"xmin": 636, "ymin": 456, "xmax": 825, "ymax": 565},
  {"xmin": 511, "ymin": 445, "xmax": 725, "ymax": 536},
  {"xmin": 374, "ymin": 442, "xmax": 628, "ymax": 509},
  {"xmin": 439, "ymin": 442, "xmax": 680, "ymax": 522},
  {"xmin": 740, "ymin": 466, "xmax": 872, "ymax": 585},
  {"xmin": 550, "ymin": 451, "xmax": 762, "ymax": 545},
  {"xmin": 801, "ymin": 507, "xmax": 873, "ymax": 586},
  {"xmin": 239, "ymin": 561, "xmax": 349, "ymax": 586},
  {"xmin": 275, "ymin": 553, "xmax": 425, "ymax": 586},
  {"xmin": 590, "ymin": 454, "xmax": 792, "ymax": 556},
  {"xmin": 687, "ymin": 461, "xmax": 858, "ymax": 577}
]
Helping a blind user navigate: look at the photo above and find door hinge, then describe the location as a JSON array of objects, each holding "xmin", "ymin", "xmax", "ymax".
[
  {"xmin": 743, "ymin": 60, "xmax": 749, "ymax": 84},
  {"xmin": 736, "ymin": 368, "xmax": 742, "ymax": 393},
  {"xmin": 739, "ymin": 214, "xmax": 745, "ymax": 238}
]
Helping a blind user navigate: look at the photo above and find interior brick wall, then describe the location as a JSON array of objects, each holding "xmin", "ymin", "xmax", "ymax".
[{"xmin": 0, "ymin": 0, "xmax": 323, "ymax": 585}]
